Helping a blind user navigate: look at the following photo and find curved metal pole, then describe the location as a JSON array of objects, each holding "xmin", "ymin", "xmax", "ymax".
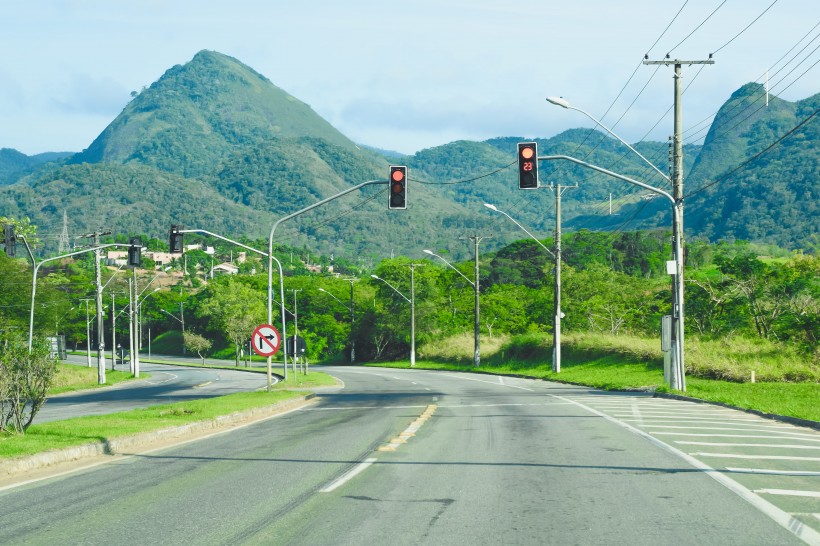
[
  {"xmin": 540, "ymin": 154, "xmax": 685, "ymax": 390},
  {"xmin": 546, "ymin": 97, "xmax": 671, "ymax": 184},
  {"xmin": 422, "ymin": 250, "xmax": 475, "ymax": 287},
  {"xmin": 266, "ymin": 179, "xmax": 387, "ymax": 380},
  {"xmin": 28, "ymin": 244, "xmax": 123, "ymax": 351},
  {"xmin": 371, "ymin": 274, "xmax": 415, "ymax": 367}
]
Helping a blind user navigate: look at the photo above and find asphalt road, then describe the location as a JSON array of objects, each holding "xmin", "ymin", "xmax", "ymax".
[
  {"xmin": 2, "ymin": 366, "xmax": 817, "ymax": 545},
  {"xmin": 35, "ymin": 355, "xmax": 272, "ymax": 423}
]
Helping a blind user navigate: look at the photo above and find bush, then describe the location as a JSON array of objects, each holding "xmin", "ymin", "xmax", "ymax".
[{"xmin": 0, "ymin": 334, "xmax": 57, "ymax": 433}]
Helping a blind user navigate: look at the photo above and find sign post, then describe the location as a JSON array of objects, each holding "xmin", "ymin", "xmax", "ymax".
[{"xmin": 252, "ymin": 324, "xmax": 281, "ymax": 390}]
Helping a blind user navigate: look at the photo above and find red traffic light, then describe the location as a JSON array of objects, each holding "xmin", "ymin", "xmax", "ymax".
[
  {"xmin": 388, "ymin": 166, "xmax": 407, "ymax": 210},
  {"xmin": 517, "ymin": 142, "xmax": 538, "ymax": 189}
]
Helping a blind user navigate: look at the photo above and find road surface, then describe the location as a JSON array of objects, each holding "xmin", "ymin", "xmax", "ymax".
[{"xmin": 2, "ymin": 366, "xmax": 817, "ymax": 544}]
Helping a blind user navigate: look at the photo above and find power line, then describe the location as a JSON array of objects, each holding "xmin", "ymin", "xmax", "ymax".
[
  {"xmin": 666, "ymin": 0, "xmax": 728, "ymax": 55},
  {"xmin": 685, "ymin": 107, "xmax": 819, "ymax": 198},
  {"xmin": 711, "ymin": 0, "xmax": 780, "ymax": 55}
]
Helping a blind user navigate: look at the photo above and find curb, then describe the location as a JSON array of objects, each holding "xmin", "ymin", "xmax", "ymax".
[
  {"xmin": 652, "ymin": 391, "xmax": 820, "ymax": 430},
  {"xmin": 0, "ymin": 393, "xmax": 316, "ymax": 478}
]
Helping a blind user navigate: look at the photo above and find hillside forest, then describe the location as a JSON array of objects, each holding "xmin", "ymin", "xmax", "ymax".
[{"xmin": 2, "ymin": 225, "xmax": 817, "ymax": 383}]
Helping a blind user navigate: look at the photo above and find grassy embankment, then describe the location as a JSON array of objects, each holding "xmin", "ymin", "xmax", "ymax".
[
  {"xmin": 1, "ymin": 368, "xmax": 337, "ymax": 460},
  {"xmin": 369, "ymin": 332, "xmax": 819, "ymax": 422}
]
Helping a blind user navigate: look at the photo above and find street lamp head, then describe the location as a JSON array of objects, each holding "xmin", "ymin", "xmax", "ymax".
[
  {"xmin": 422, "ymin": 249, "xmax": 434, "ymax": 256},
  {"xmin": 546, "ymin": 96, "xmax": 570, "ymax": 109},
  {"xmin": 370, "ymin": 274, "xmax": 380, "ymax": 280},
  {"xmin": 483, "ymin": 203, "xmax": 498, "ymax": 212}
]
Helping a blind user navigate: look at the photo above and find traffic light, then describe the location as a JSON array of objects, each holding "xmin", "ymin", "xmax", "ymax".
[
  {"xmin": 128, "ymin": 236, "xmax": 142, "ymax": 268},
  {"xmin": 388, "ymin": 166, "xmax": 407, "ymax": 210},
  {"xmin": 517, "ymin": 142, "xmax": 539, "ymax": 189},
  {"xmin": 169, "ymin": 225, "xmax": 184, "ymax": 253},
  {"xmin": 3, "ymin": 224, "xmax": 16, "ymax": 257}
]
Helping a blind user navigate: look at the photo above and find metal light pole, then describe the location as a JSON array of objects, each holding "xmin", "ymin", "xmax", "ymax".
[
  {"xmin": 371, "ymin": 270, "xmax": 418, "ymax": 367},
  {"xmin": 423, "ymin": 247, "xmax": 485, "ymax": 367},
  {"xmin": 483, "ymin": 204, "xmax": 562, "ymax": 371},
  {"xmin": 266, "ymin": 180, "xmax": 388, "ymax": 387},
  {"xmin": 546, "ymin": 95, "xmax": 688, "ymax": 391}
]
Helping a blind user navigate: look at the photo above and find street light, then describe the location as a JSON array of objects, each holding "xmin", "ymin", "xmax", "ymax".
[
  {"xmin": 483, "ymin": 203, "xmax": 562, "ymax": 372},
  {"xmin": 55, "ymin": 306, "xmax": 75, "ymax": 336},
  {"xmin": 318, "ymin": 287, "xmax": 356, "ymax": 364},
  {"xmin": 371, "ymin": 272, "xmax": 417, "ymax": 367},
  {"xmin": 423, "ymin": 248, "xmax": 482, "ymax": 367},
  {"xmin": 545, "ymin": 96, "xmax": 685, "ymax": 391}
]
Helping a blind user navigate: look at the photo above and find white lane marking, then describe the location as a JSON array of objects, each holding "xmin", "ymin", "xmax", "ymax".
[
  {"xmin": 692, "ymin": 453, "xmax": 820, "ymax": 462},
  {"xmin": 319, "ymin": 458, "xmax": 378, "ymax": 493},
  {"xmin": 437, "ymin": 373, "xmax": 534, "ymax": 391},
  {"xmin": 727, "ymin": 468, "xmax": 820, "ymax": 476},
  {"xmin": 676, "ymin": 441, "xmax": 820, "ymax": 450},
  {"xmin": 498, "ymin": 376, "xmax": 505, "ymax": 385},
  {"xmin": 641, "ymin": 425, "xmax": 807, "ymax": 432},
  {"xmin": 143, "ymin": 372, "xmax": 177, "ymax": 385},
  {"xmin": 651, "ymin": 432, "xmax": 820, "ymax": 442},
  {"xmin": 548, "ymin": 393, "xmax": 820, "ymax": 545},
  {"xmin": 304, "ymin": 405, "xmax": 428, "ymax": 411},
  {"xmin": 754, "ymin": 489, "xmax": 820, "ymax": 499},
  {"xmin": 615, "ymin": 414, "xmax": 762, "ymax": 422}
]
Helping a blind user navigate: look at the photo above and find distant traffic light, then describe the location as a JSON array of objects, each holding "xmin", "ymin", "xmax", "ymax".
[
  {"xmin": 169, "ymin": 225, "xmax": 184, "ymax": 253},
  {"xmin": 3, "ymin": 224, "xmax": 16, "ymax": 257},
  {"xmin": 517, "ymin": 142, "xmax": 539, "ymax": 189},
  {"xmin": 128, "ymin": 237, "xmax": 142, "ymax": 268},
  {"xmin": 388, "ymin": 166, "xmax": 407, "ymax": 210}
]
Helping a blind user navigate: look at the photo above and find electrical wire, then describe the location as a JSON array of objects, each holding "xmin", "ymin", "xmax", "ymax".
[
  {"xmin": 666, "ymin": 0, "xmax": 728, "ymax": 56},
  {"xmin": 685, "ymin": 107, "xmax": 819, "ymax": 198},
  {"xmin": 711, "ymin": 0, "xmax": 779, "ymax": 55}
]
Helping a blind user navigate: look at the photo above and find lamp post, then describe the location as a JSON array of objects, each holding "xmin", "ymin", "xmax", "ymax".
[
  {"xmin": 371, "ymin": 270, "xmax": 417, "ymax": 367},
  {"xmin": 423, "ymin": 247, "xmax": 484, "ymax": 367},
  {"xmin": 546, "ymin": 95, "xmax": 685, "ymax": 390},
  {"xmin": 483, "ymin": 204, "xmax": 562, "ymax": 372},
  {"xmin": 318, "ymin": 287, "xmax": 356, "ymax": 364},
  {"xmin": 56, "ymin": 306, "xmax": 75, "ymax": 336}
]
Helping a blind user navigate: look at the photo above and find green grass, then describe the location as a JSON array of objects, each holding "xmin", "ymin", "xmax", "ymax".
[
  {"xmin": 367, "ymin": 332, "xmax": 820, "ymax": 423},
  {"xmin": 49, "ymin": 363, "xmax": 144, "ymax": 395},
  {"xmin": 0, "ymin": 390, "xmax": 303, "ymax": 459}
]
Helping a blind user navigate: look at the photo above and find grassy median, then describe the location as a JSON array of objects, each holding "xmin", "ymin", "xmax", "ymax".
[{"xmin": 1, "ymin": 371, "xmax": 337, "ymax": 460}]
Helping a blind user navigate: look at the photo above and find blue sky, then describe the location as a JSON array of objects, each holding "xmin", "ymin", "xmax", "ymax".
[{"xmin": 1, "ymin": 0, "xmax": 817, "ymax": 156}]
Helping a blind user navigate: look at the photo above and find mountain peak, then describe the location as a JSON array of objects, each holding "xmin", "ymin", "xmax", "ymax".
[{"xmin": 74, "ymin": 50, "xmax": 357, "ymax": 175}]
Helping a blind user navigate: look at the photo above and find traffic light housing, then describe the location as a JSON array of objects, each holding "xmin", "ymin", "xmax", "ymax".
[
  {"xmin": 3, "ymin": 224, "xmax": 16, "ymax": 257},
  {"xmin": 388, "ymin": 166, "xmax": 407, "ymax": 210},
  {"xmin": 128, "ymin": 236, "xmax": 142, "ymax": 267},
  {"xmin": 169, "ymin": 225, "xmax": 184, "ymax": 253},
  {"xmin": 517, "ymin": 142, "xmax": 539, "ymax": 189}
]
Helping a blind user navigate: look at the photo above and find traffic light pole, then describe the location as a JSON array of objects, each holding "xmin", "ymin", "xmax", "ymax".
[
  {"xmin": 28, "ymin": 244, "xmax": 126, "ymax": 353},
  {"xmin": 266, "ymin": 179, "xmax": 388, "ymax": 375},
  {"xmin": 177, "ymin": 228, "xmax": 288, "ymax": 389}
]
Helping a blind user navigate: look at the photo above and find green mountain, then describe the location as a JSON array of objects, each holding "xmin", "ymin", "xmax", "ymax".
[
  {"xmin": 1, "ymin": 51, "xmax": 815, "ymax": 259},
  {"xmin": 0, "ymin": 148, "xmax": 71, "ymax": 186},
  {"xmin": 683, "ymin": 83, "xmax": 819, "ymax": 249}
]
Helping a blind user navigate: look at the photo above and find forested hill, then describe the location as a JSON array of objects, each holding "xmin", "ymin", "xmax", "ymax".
[
  {"xmin": 683, "ymin": 83, "xmax": 819, "ymax": 249},
  {"xmin": 0, "ymin": 50, "xmax": 816, "ymax": 258}
]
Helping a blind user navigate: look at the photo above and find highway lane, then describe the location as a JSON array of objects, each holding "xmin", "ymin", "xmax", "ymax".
[
  {"xmin": 0, "ymin": 366, "xmax": 813, "ymax": 545},
  {"xmin": 36, "ymin": 357, "xmax": 271, "ymax": 423}
]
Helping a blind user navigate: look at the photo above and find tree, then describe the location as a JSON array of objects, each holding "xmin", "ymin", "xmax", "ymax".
[
  {"xmin": 197, "ymin": 278, "xmax": 265, "ymax": 365},
  {"xmin": 0, "ymin": 334, "xmax": 57, "ymax": 433},
  {"xmin": 183, "ymin": 331, "xmax": 212, "ymax": 365}
]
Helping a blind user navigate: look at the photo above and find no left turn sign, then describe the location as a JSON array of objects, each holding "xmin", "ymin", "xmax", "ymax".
[{"xmin": 251, "ymin": 324, "xmax": 281, "ymax": 357}]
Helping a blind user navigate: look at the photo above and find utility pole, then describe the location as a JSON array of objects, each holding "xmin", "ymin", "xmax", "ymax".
[
  {"xmin": 407, "ymin": 263, "xmax": 424, "ymax": 368},
  {"xmin": 345, "ymin": 279, "xmax": 356, "ymax": 364},
  {"xmin": 289, "ymin": 289, "xmax": 302, "ymax": 373},
  {"xmin": 643, "ymin": 57, "xmax": 713, "ymax": 390},
  {"xmin": 79, "ymin": 230, "xmax": 111, "ymax": 384},
  {"xmin": 460, "ymin": 235, "xmax": 490, "ymax": 367},
  {"xmin": 80, "ymin": 298, "xmax": 93, "ymax": 367}
]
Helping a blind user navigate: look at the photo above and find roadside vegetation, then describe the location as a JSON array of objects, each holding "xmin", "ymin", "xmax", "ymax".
[{"xmin": 368, "ymin": 331, "xmax": 819, "ymax": 422}]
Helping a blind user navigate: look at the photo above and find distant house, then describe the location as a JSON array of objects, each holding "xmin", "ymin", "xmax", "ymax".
[
  {"xmin": 106, "ymin": 251, "xmax": 129, "ymax": 267},
  {"xmin": 147, "ymin": 251, "xmax": 175, "ymax": 268},
  {"xmin": 185, "ymin": 244, "xmax": 215, "ymax": 255},
  {"xmin": 212, "ymin": 262, "xmax": 239, "ymax": 276}
]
